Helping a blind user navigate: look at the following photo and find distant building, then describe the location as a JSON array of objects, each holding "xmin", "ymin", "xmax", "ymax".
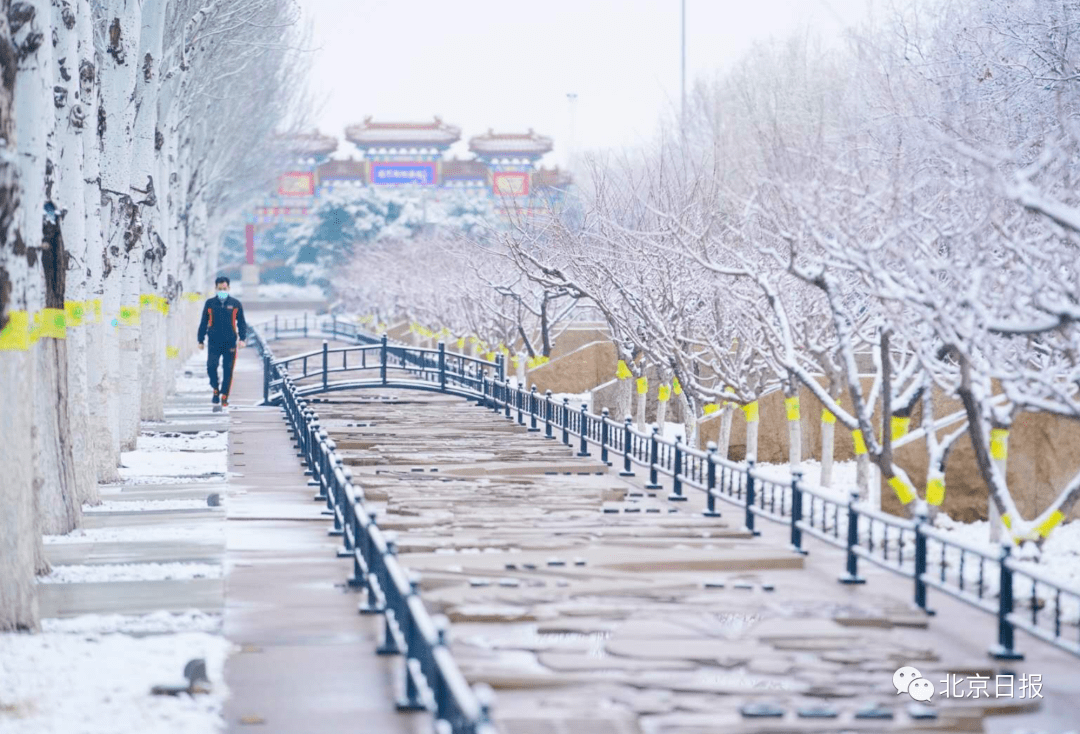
[{"xmin": 245, "ymin": 119, "xmax": 572, "ymax": 258}]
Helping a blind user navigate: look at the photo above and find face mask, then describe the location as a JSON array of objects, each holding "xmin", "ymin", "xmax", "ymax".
[{"xmin": 216, "ymin": 291, "xmax": 229, "ymax": 301}]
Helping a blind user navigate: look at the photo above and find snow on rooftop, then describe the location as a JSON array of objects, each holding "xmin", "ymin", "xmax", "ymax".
[
  {"xmin": 468, "ymin": 128, "xmax": 553, "ymax": 155},
  {"xmin": 346, "ymin": 116, "xmax": 461, "ymax": 146}
]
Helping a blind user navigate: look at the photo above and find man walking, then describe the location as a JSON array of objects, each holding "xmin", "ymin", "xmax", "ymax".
[{"xmin": 197, "ymin": 276, "xmax": 247, "ymax": 407}]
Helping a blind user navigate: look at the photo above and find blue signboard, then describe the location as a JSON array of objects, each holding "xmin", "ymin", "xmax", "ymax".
[{"xmin": 370, "ymin": 162, "xmax": 437, "ymax": 185}]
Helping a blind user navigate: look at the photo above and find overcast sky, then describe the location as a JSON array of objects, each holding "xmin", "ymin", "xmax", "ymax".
[{"xmin": 301, "ymin": 0, "xmax": 878, "ymax": 168}]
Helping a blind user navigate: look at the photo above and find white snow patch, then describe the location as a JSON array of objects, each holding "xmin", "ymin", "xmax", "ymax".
[
  {"xmin": 119, "ymin": 448, "xmax": 226, "ymax": 479},
  {"xmin": 40, "ymin": 611, "xmax": 222, "ymax": 635},
  {"xmin": 40, "ymin": 563, "xmax": 222, "ymax": 584},
  {"xmin": 44, "ymin": 525, "xmax": 224, "ymax": 545},
  {"xmin": 137, "ymin": 431, "xmax": 227, "ymax": 453},
  {"xmin": 114, "ymin": 475, "xmax": 225, "ymax": 487},
  {"xmin": 86, "ymin": 499, "xmax": 213, "ymax": 513},
  {"xmin": 0, "ymin": 631, "xmax": 232, "ymax": 734},
  {"xmin": 175, "ymin": 374, "xmax": 211, "ymax": 394}
]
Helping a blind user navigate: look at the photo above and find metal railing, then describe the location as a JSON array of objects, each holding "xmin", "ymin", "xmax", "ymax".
[
  {"xmin": 252, "ymin": 323, "xmax": 1080, "ymax": 670},
  {"xmin": 250, "ymin": 327, "xmax": 498, "ymax": 734}
]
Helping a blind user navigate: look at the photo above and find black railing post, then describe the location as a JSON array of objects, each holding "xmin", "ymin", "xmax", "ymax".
[
  {"xmin": 577, "ymin": 404, "xmax": 591, "ymax": 457},
  {"xmin": 914, "ymin": 506, "xmax": 934, "ymax": 614},
  {"xmin": 839, "ymin": 491, "xmax": 866, "ymax": 584},
  {"xmin": 600, "ymin": 409, "xmax": 610, "ymax": 465},
  {"xmin": 438, "ymin": 341, "xmax": 447, "ymax": 392},
  {"xmin": 744, "ymin": 459, "xmax": 759, "ymax": 535},
  {"xmin": 790, "ymin": 469, "xmax": 806, "ymax": 554},
  {"xmin": 561, "ymin": 397, "xmax": 570, "ymax": 444},
  {"xmin": 358, "ymin": 510, "xmax": 380, "ymax": 614},
  {"xmin": 504, "ymin": 380, "xmax": 511, "ymax": 419},
  {"xmin": 620, "ymin": 417, "xmax": 635, "ymax": 477},
  {"xmin": 669, "ymin": 437, "xmax": 687, "ymax": 501},
  {"xmin": 645, "ymin": 427, "xmax": 661, "ymax": 489},
  {"xmin": 496, "ymin": 353, "xmax": 505, "ymax": 382},
  {"xmin": 263, "ymin": 354, "xmax": 271, "ymax": 404},
  {"xmin": 376, "ymin": 535, "xmax": 401, "ymax": 656},
  {"xmin": 274, "ymin": 314, "xmax": 279, "ymax": 340},
  {"xmin": 322, "ymin": 340, "xmax": 329, "ymax": 392},
  {"xmin": 517, "ymin": 385, "xmax": 524, "ymax": 425},
  {"xmin": 380, "ymin": 333, "xmax": 388, "ymax": 385},
  {"xmin": 528, "ymin": 386, "xmax": 539, "ymax": 432},
  {"xmin": 704, "ymin": 441, "xmax": 720, "ymax": 517},
  {"xmin": 544, "ymin": 390, "xmax": 554, "ymax": 438},
  {"xmin": 990, "ymin": 544, "xmax": 1024, "ymax": 660}
]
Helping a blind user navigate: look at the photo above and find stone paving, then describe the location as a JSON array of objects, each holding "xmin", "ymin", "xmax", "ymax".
[
  {"xmin": 299, "ymin": 384, "xmax": 1077, "ymax": 734},
  {"xmin": 221, "ymin": 344, "xmax": 419, "ymax": 734}
]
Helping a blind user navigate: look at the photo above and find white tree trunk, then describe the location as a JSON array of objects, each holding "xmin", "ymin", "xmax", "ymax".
[
  {"xmin": 786, "ymin": 396, "xmax": 801, "ymax": 468},
  {"xmin": 682, "ymin": 405, "xmax": 697, "ymax": 449},
  {"xmin": 96, "ymin": 0, "xmax": 143, "ymax": 451},
  {"xmin": 989, "ymin": 429, "xmax": 1009, "ymax": 543},
  {"xmin": 0, "ymin": 3, "xmax": 40, "ymax": 623},
  {"xmin": 746, "ymin": 419, "xmax": 760, "ymax": 462},
  {"xmin": 634, "ymin": 387, "xmax": 647, "ymax": 431},
  {"xmin": 820, "ymin": 418, "xmax": 835, "ymax": 487},
  {"xmin": 719, "ymin": 404, "xmax": 734, "ymax": 460},
  {"xmin": 615, "ymin": 377, "xmax": 632, "ymax": 422},
  {"xmin": 655, "ymin": 397, "xmax": 667, "ymax": 436},
  {"xmin": 18, "ymin": 0, "xmax": 81, "ymax": 536},
  {"xmin": 56, "ymin": 0, "xmax": 97, "ymax": 506},
  {"xmin": 515, "ymin": 352, "xmax": 526, "ymax": 386},
  {"xmin": 82, "ymin": 17, "xmax": 120, "ymax": 481}
]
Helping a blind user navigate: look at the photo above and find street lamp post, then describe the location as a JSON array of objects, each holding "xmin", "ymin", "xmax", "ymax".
[{"xmin": 681, "ymin": 0, "xmax": 686, "ymax": 138}]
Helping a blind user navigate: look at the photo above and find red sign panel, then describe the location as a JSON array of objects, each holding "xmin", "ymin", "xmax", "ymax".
[
  {"xmin": 278, "ymin": 172, "xmax": 315, "ymax": 197},
  {"xmin": 493, "ymin": 171, "xmax": 530, "ymax": 197}
]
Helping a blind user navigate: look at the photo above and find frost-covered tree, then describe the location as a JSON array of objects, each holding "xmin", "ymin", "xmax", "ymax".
[{"xmin": 0, "ymin": 0, "xmax": 310, "ymax": 630}]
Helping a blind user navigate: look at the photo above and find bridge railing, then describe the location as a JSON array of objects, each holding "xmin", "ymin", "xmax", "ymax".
[
  {"xmin": 260, "ymin": 330, "xmax": 498, "ymax": 734},
  {"xmin": 252, "ymin": 324, "xmax": 1080, "ymax": 665}
]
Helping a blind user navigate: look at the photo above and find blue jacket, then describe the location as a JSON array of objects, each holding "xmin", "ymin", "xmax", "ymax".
[{"xmin": 197, "ymin": 295, "xmax": 247, "ymax": 345}]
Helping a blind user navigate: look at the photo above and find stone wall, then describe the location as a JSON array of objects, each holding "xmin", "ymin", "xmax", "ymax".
[
  {"xmin": 422, "ymin": 323, "xmax": 1080, "ymax": 526},
  {"xmin": 526, "ymin": 341, "xmax": 617, "ymax": 395}
]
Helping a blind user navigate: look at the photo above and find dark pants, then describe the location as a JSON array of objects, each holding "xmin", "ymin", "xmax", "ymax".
[{"xmin": 207, "ymin": 342, "xmax": 238, "ymax": 396}]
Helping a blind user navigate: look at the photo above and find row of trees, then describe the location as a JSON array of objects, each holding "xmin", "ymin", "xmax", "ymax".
[
  {"xmin": 335, "ymin": 221, "xmax": 582, "ymax": 363},
  {"xmin": 0, "ymin": 0, "xmax": 309, "ymax": 630},
  {"xmin": 341, "ymin": 0, "xmax": 1080, "ymax": 545},
  {"xmin": 498, "ymin": 0, "xmax": 1080, "ymax": 543}
]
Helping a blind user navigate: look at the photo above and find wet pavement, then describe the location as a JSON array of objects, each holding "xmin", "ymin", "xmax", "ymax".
[{"xmin": 255, "ymin": 330, "xmax": 1080, "ymax": 734}]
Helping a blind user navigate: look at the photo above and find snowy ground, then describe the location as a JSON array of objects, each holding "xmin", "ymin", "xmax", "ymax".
[
  {"xmin": 86, "ymin": 499, "xmax": 213, "ymax": 513},
  {"xmin": 118, "ymin": 432, "xmax": 227, "ymax": 483},
  {"xmin": 44, "ymin": 520, "xmax": 225, "ymax": 547},
  {"xmin": 5, "ymin": 369, "xmax": 235, "ymax": 734},
  {"xmin": 40, "ymin": 563, "xmax": 222, "ymax": 584},
  {"xmin": 0, "ymin": 629, "xmax": 231, "ymax": 734}
]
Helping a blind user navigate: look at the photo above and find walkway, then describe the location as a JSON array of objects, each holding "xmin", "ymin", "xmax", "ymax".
[
  {"xmin": 307, "ymin": 384, "xmax": 1077, "ymax": 733},
  {"xmin": 222, "ymin": 344, "xmax": 419, "ymax": 733},
  {"xmin": 230, "ymin": 330, "xmax": 1080, "ymax": 733}
]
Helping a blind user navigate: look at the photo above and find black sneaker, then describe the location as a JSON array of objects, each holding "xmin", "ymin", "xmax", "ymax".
[
  {"xmin": 212, "ymin": 391, "xmax": 220, "ymax": 405},
  {"xmin": 220, "ymin": 395, "xmax": 229, "ymax": 408}
]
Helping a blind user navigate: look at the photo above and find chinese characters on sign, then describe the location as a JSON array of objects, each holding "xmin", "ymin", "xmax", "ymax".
[
  {"xmin": 370, "ymin": 163, "xmax": 437, "ymax": 185},
  {"xmin": 278, "ymin": 172, "xmax": 315, "ymax": 197}
]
